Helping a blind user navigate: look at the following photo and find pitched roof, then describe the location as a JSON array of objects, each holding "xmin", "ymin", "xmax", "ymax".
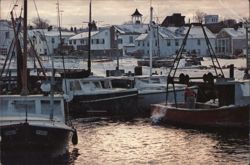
[
  {"xmin": 135, "ymin": 33, "xmax": 148, "ymax": 41},
  {"xmin": 69, "ymin": 31, "xmax": 99, "ymax": 40},
  {"xmin": 29, "ymin": 29, "xmax": 75, "ymax": 37},
  {"xmin": 114, "ymin": 24, "xmax": 148, "ymax": 34},
  {"xmin": 166, "ymin": 26, "xmax": 216, "ymax": 39},
  {"xmin": 221, "ymin": 28, "xmax": 246, "ymax": 39},
  {"xmin": 131, "ymin": 9, "xmax": 142, "ymax": 17}
]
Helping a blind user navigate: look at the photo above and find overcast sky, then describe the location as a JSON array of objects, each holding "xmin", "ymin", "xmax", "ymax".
[{"xmin": 0, "ymin": 0, "xmax": 249, "ymax": 28}]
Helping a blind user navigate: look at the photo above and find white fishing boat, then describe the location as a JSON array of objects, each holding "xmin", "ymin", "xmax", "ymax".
[
  {"xmin": 0, "ymin": 0, "xmax": 77, "ymax": 158},
  {"xmin": 62, "ymin": 76, "xmax": 138, "ymax": 116},
  {"xmin": 0, "ymin": 95, "xmax": 77, "ymax": 157},
  {"xmin": 134, "ymin": 75, "xmax": 197, "ymax": 112}
]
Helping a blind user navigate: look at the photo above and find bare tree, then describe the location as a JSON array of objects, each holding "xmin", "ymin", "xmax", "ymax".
[
  {"xmin": 32, "ymin": 17, "xmax": 50, "ymax": 29},
  {"xmin": 194, "ymin": 10, "xmax": 206, "ymax": 23}
]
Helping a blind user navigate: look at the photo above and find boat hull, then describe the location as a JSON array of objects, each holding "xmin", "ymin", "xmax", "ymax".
[
  {"xmin": 138, "ymin": 89, "xmax": 186, "ymax": 115},
  {"xmin": 151, "ymin": 103, "xmax": 249, "ymax": 129},
  {"xmin": 0, "ymin": 123, "xmax": 73, "ymax": 158},
  {"xmin": 68, "ymin": 90, "xmax": 138, "ymax": 117}
]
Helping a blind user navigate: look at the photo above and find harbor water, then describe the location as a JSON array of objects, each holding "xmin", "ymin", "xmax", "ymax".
[
  {"xmin": 69, "ymin": 119, "xmax": 249, "ymax": 165},
  {"xmin": 1, "ymin": 57, "xmax": 249, "ymax": 164},
  {"xmin": 3, "ymin": 118, "xmax": 249, "ymax": 165}
]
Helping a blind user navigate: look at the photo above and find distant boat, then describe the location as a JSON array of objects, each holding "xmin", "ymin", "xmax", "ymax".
[
  {"xmin": 151, "ymin": 23, "xmax": 250, "ymax": 129},
  {"xmin": 63, "ymin": 76, "xmax": 138, "ymax": 116},
  {"xmin": 151, "ymin": 79, "xmax": 250, "ymax": 129},
  {"xmin": 134, "ymin": 75, "xmax": 197, "ymax": 113},
  {"xmin": 0, "ymin": 0, "xmax": 77, "ymax": 158}
]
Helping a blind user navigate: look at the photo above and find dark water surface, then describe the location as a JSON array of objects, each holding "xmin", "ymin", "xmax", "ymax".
[
  {"xmin": 1, "ymin": 118, "xmax": 249, "ymax": 165},
  {"xmin": 69, "ymin": 118, "xmax": 249, "ymax": 165}
]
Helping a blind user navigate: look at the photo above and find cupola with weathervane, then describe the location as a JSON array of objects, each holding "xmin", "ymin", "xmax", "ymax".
[{"xmin": 131, "ymin": 8, "xmax": 143, "ymax": 24}]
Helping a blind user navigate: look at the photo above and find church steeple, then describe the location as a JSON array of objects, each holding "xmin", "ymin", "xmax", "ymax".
[{"xmin": 131, "ymin": 9, "xmax": 143, "ymax": 24}]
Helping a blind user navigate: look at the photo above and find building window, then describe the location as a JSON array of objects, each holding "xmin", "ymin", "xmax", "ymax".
[
  {"xmin": 147, "ymin": 42, "xmax": 149, "ymax": 47},
  {"xmin": 138, "ymin": 41, "xmax": 140, "ymax": 46},
  {"xmin": 129, "ymin": 36, "xmax": 133, "ymax": 43},
  {"xmin": 167, "ymin": 40, "xmax": 171, "ymax": 46},
  {"xmin": 5, "ymin": 32, "xmax": 9, "ymax": 39},
  {"xmin": 51, "ymin": 38, "xmax": 55, "ymax": 44},
  {"xmin": 73, "ymin": 40, "xmax": 76, "ymax": 45},
  {"xmin": 175, "ymin": 40, "xmax": 179, "ymax": 46},
  {"xmin": 44, "ymin": 49, "xmax": 47, "ymax": 55},
  {"xmin": 69, "ymin": 40, "xmax": 72, "ymax": 44},
  {"xmin": 197, "ymin": 39, "xmax": 201, "ymax": 46},
  {"xmin": 118, "ymin": 38, "xmax": 123, "ymax": 44},
  {"xmin": 80, "ymin": 39, "xmax": 84, "ymax": 44},
  {"xmin": 197, "ymin": 49, "xmax": 201, "ymax": 55},
  {"xmin": 155, "ymin": 40, "xmax": 157, "ymax": 47},
  {"xmin": 96, "ymin": 39, "xmax": 99, "ymax": 44},
  {"xmin": 143, "ymin": 41, "xmax": 145, "ymax": 46},
  {"xmin": 0, "ymin": 48, "xmax": 7, "ymax": 55}
]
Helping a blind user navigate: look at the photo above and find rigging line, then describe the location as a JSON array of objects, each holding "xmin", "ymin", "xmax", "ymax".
[
  {"xmin": 32, "ymin": 0, "xmax": 51, "ymax": 57},
  {"xmin": 56, "ymin": 0, "xmax": 70, "ymax": 123}
]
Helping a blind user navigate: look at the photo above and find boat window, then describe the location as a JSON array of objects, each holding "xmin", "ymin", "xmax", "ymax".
[
  {"xmin": 12, "ymin": 100, "xmax": 36, "ymax": 114},
  {"xmin": 102, "ymin": 80, "xmax": 111, "ymax": 89},
  {"xmin": 41, "ymin": 100, "xmax": 63, "ymax": 118},
  {"xmin": 140, "ymin": 79, "xmax": 149, "ymax": 83},
  {"xmin": 93, "ymin": 81, "xmax": 102, "ymax": 88},
  {"xmin": 70, "ymin": 80, "xmax": 81, "ymax": 91},
  {"xmin": 0, "ymin": 100, "xmax": 9, "ymax": 114},
  {"xmin": 81, "ymin": 81, "xmax": 96, "ymax": 91},
  {"xmin": 150, "ymin": 78, "xmax": 160, "ymax": 83}
]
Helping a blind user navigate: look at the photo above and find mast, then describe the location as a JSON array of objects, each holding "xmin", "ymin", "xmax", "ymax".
[
  {"xmin": 247, "ymin": 0, "xmax": 250, "ymax": 70},
  {"xmin": 87, "ymin": 0, "xmax": 92, "ymax": 74},
  {"xmin": 57, "ymin": 0, "xmax": 62, "ymax": 44},
  {"xmin": 149, "ymin": 6, "xmax": 153, "ymax": 77},
  {"xmin": 21, "ymin": 0, "xmax": 29, "ymax": 95},
  {"xmin": 0, "ymin": 0, "xmax": 1, "ymax": 19}
]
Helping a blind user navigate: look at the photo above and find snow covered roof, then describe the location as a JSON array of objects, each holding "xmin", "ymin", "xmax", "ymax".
[
  {"xmin": 114, "ymin": 24, "xmax": 148, "ymax": 34},
  {"xmin": 69, "ymin": 31, "xmax": 99, "ymax": 40},
  {"xmin": 166, "ymin": 26, "xmax": 216, "ymax": 39},
  {"xmin": 158, "ymin": 27, "xmax": 177, "ymax": 39},
  {"xmin": 124, "ymin": 43, "xmax": 136, "ymax": 47},
  {"xmin": 135, "ymin": 25, "xmax": 215, "ymax": 41},
  {"xmin": 221, "ymin": 28, "xmax": 246, "ymax": 39},
  {"xmin": 135, "ymin": 33, "xmax": 148, "ymax": 41},
  {"xmin": 0, "ymin": 20, "xmax": 13, "ymax": 30},
  {"xmin": 29, "ymin": 29, "xmax": 75, "ymax": 37}
]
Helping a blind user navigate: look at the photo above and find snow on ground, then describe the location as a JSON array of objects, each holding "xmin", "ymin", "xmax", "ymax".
[{"xmin": 0, "ymin": 57, "xmax": 247, "ymax": 80}]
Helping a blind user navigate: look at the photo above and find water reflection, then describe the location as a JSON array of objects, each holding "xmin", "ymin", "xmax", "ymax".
[
  {"xmin": 70, "ymin": 118, "xmax": 249, "ymax": 165},
  {"xmin": 1, "ymin": 119, "xmax": 249, "ymax": 164}
]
